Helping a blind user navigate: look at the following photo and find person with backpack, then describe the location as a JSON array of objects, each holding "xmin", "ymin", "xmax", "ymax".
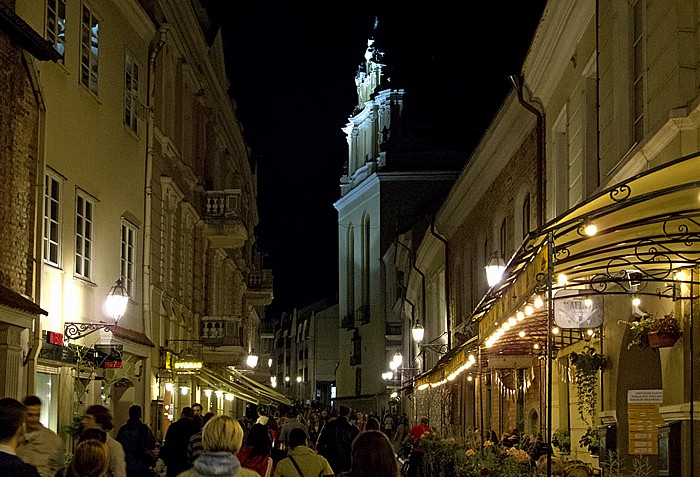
[{"xmin": 116, "ymin": 405, "xmax": 157, "ymax": 477}]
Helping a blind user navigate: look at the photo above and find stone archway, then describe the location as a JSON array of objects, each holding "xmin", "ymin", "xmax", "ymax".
[
  {"xmin": 112, "ymin": 377, "xmax": 135, "ymax": 429},
  {"xmin": 528, "ymin": 408, "xmax": 539, "ymax": 435}
]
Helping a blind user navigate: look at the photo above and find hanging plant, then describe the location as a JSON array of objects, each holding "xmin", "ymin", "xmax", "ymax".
[
  {"xmin": 569, "ymin": 346, "xmax": 606, "ymax": 425},
  {"xmin": 620, "ymin": 313, "xmax": 682, "ymax": 350}
]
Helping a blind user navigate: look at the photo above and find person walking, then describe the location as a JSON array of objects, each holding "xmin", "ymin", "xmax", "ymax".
[
  {"xmin": 82, "ymin": 405, "xmax": 127, "ymax": 477},
  {"xmin": 66, "ymin": 439, "xmax": 111, "ymax": 477},
  {"xmin": 278, "ymin": 410, "xmax": 306, "ymax": 452},
  {"xmin": 403, "ymin": 417, "xmax": 432, "ymax": 477},
  {"xmin": 192, "ymin": 404, "xmax": 204, "ymax": 430},
  {"xmin": 236, "ymin": 423, "xmax": 273, "ymax": 477},
  {"xmin": 116, "ymin": 405, "xmax": 157, "ymax": 477},
  {"xmin": 177, "ymin": 415, "xmax": 258, "ymax": 477},
  {"xmin": 391, "ymin": 417, "xmax": 410, "ymax": 456},
  {"xmin": 339, "ymin": 430, "xmax": 399, "ymax": 477},
  {"xmin": 382, "ymin": 413, "xmax": 395, "ymax": 440},
  {"xmin": 16, "ymin": 395, "xmax": 64, "ymax": 477},
  {"xmin": 273, "ymin": 428, "xmax": 333, "ymax": 477},
  {"xmin": 0, "ymin": 397, "xmax": 40, "ymax": 477},
  {"xmin": 161, "ymin": 407, "xmax": 200, "ymax": 477},
  {"xmin": 315, "ymin": 405, "xmax": 358, "ymax": 474},
  {"xmin": 188, "ymin": 412, "xmax": 216, "ymax": 465}
]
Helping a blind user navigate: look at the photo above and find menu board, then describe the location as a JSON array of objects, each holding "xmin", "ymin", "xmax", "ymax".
[{"xmin": 627, "ymin": 389, "xmax": 663, "ymax": 454}]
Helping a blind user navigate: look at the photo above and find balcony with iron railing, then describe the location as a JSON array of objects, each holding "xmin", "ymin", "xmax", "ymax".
[
  {"xmin": 245, "ymin": 269, "xmax": 274, "ymax": 306},
  {"xmin": 200, "ymin": 316, "xmax": 247, "ymax": 365},
  {"xmin": 385, "ymin": 321, "xmax": 402, "ymax": 347},
  {"xmin": 202, "ymin": 190, "xmax": 248, "ymax": 249},
  {"xmin": 260, "ymin": 321, "xmax": 275, "ymax": 339},
  {"xmin": 385, "ymin": 322, "xmax": 402, "ymax": 337},
  {"xmin": 200, "ymin": 316, "xmax": 244, "ymax": 346}
]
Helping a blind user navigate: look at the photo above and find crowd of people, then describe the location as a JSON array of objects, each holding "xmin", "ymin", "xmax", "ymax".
[{"xmin": 0, "ymin": 396, "xmax": 421, "ymax": 477}]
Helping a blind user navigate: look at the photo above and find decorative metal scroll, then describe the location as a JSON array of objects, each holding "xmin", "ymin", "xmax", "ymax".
[{"xmin": 64, "ymin": 322, "xmax": 116, "ymax": 341}]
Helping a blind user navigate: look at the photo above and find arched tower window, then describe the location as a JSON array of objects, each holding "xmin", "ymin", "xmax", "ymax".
[
  {"xmin": 361, "ymin": 214, "xmax": 370, "ymax": 310},
  {"xmin": 346, "ymin": 225, "xmax": 355, "ymax": 316}
]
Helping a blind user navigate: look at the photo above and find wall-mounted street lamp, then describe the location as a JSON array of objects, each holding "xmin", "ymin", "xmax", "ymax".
[
  {"xmin": 411, "ymin": 322, "xmax": 448, "ymax": 355},
  {"xmin": 246, "ymin": 351, "xmax": 259, "ymax": 368},
  {"xmin": 411, "ymin": 321, "xmax": 425, "ymax": 343},
  {"xmin": 65, "ymin": 279, "xmax": 129, "ymax": 340},
  {"xmin": 485, "ymin": 252, "xmax": 506, "ymax": 288}
]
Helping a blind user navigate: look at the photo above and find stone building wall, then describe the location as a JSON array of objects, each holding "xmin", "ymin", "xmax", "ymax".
[{"xmin": 0, "ymin": 29, "xmax": 39, "ymax": 296}]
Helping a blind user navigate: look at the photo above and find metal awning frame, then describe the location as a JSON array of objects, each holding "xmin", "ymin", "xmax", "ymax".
[{"xmin": 411, "ymin": 151, "xmax": 700, "ymax": 468}]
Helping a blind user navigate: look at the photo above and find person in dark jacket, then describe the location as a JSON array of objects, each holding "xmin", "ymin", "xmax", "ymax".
[
  {"xmin": 116, "ymin": 405, "xmax": 157, "ymax": 477},
  {"xmin": 315, "ymin": 405, "xmax": 359, "ymax": 474},
  {"xmin": 161, "ymin": 407, "xmax": 200, "ymax": 477},
  {"xmin": 0, "ymin": 397, "xmax": 40, "ymax": 477}
]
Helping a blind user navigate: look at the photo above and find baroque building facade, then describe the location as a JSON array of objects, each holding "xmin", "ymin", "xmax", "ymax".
[
  {"xmin": 7, "ymin": 0, "xmax": 283, "ymax": 443},
  {"xmin": 333, "ymin": 33, "xmax": 466, "ymax": 411}
]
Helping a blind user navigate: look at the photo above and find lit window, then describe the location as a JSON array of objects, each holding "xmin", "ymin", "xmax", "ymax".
[
  {"xmin": 121, "ymin": 222, "xmax": 137, "ymax": 297},
  {"xmin": 46, "ymin": 0, "xmax": 66, "ymax": 59},
  {"xmin": 44, "ymin": 172, "xmax": 62, "ymax": 267},
  {"xmin": 75, "ymin": 192, "xmax": 94, "ymax": 279},
  {"xmin": 80, "ymin": 4, "xmax": 99, "ymax": 95},
  {"xmin": 124, "ymin": 52, "xmax": 141, "ymax": 133}
]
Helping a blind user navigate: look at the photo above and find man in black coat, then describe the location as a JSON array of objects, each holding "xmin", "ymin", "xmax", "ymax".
[
  {"xmin": 315, "ymin": 404, "xmax": 359, "ymax": 474},
  {"xmin": 161, "ymin": 407, "xmax": 199, "ymax": 477},
  {"xmin": 0, "ymin": 397, "xmax": 40, "ymax": 477},
  {"xmin": 116, "ymin": 404, "xmax": 157, "ymax": 477}
]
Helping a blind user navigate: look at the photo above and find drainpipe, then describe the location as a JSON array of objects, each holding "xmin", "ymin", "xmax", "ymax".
[
  {"xmin": 396, "ymin": 239, "xmax": 426, "ymax": 328},
  {"xmin": 143, "ymin": 25, "xmax": 168, "ymax": 413},
  {"xmin": 429, "ymin": 217, "xmax": 451, "ymax": 350},
  {"xmin": 509, "ymin": 75, "xmax": 545, "ymax": 228},
  {"xmin": 28, "ymin": 57, "xmax": 49, "ymax": 396}
]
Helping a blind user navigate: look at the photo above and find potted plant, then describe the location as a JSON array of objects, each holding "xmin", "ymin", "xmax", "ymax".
[
  {"xmin": 551, "ymin": 429, "xmax": 571, "ymax": 455},
  {"xmin": 621, "ymin": 313, "xmax": 682, "ymax": 349},
  {"xmin": 579, "ymin": 427, "xmax": 600, "ymax": 456}
]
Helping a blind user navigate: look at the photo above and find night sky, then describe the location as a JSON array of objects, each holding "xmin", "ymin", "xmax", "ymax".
[{"xmin": 212, "ymin": 3, "xmax": 547, "ymax": 316}]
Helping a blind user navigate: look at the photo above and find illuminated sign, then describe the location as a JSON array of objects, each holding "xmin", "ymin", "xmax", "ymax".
[
  {"xmin": 554, "ymin": 289, "xmax": 603, "ymax": 329},
  {"xmin": 174, "ymin": 361, "xmax": 203, "ymax": 370},
  {"xmin": 95, "ymin": 345, "xmax": 123, "ymax": 369},
  {"xmin": 46, "ymin": 331, "xmax": 64, "ymax": 346}
]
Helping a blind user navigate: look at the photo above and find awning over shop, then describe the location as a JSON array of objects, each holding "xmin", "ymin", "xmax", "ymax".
[
  {"xmin": 224, "ymin": 367, "xmax": 292, "ymax": 406},
  {"xmin": 198, "ymin": 367, "xmax": 266, "ymax": 404},
  {"xmin": 197, "ymin": 366, "xmax": 292, "ymax": 406},
  {"xmin": 417, "ymin": 151, "xmax": 700, "ymax": 386}
]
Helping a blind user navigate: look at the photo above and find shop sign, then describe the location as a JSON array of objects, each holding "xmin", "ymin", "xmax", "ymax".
[
  {"xmin": 46, "ymin": 331, "xmax": 64, "ymax": 346},
  {"xmin": 554, "ymin": 289, "xmax": 603, "ymax": 328},
  {"xmin": 95, "ymin": 344, "xmax": 123, "ymax": 369},
  {"xmin": 628, "ymin": 389, "xmax": 663, "ymax": 454}
]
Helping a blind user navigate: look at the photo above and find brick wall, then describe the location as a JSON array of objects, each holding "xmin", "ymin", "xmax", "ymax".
[{"xmin": 0, "ymin": 31, "xmax": 39, "ymax": 297}]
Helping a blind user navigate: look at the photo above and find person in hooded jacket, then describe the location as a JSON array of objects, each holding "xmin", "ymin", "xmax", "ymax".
[{"xmin": 176, "ymin": 415, "xmax": 258, "ymax": 477}]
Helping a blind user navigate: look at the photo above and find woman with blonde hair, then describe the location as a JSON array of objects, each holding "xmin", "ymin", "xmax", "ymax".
[
  {"xmin": 177, "ymin": 415, "xmax": 258, "ymax": 477},
  {"xmin": 68, "ymin": 439, "xmax": 111, "ymax": 477}
]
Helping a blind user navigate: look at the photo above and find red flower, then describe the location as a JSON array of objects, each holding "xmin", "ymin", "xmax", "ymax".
[{"xmin": 481, "ymin": 467, "xmax": 491, "ymax": 475}]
